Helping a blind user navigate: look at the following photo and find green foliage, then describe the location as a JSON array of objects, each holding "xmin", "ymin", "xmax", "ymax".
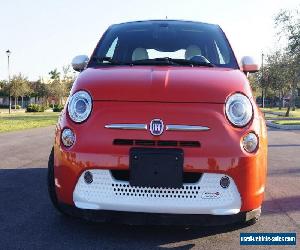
[
  {"xmin": 275, "ymin": 9, "xmax": 300, "ymax": 56},
  {"xmin": 10, "ymin": 73, "xmax": 31, "ymax": 98},
  {"xmin": 26, "ymin": 104, "xmax": 45, "ymax": 112},
  {"xmin": 274, "ymin": 8, "xmax": 300, "ymax": 110},
  {"xmin": 0, "ymin": 80, "xmax": 7, "ymax": 88},
  {"xmin": 273, "ymin": 120, "xmax": 300, "ymax": 125},
  {"xmin": 1, "ymin": 66, "xmax": 75, "ymax": 109},
  {"xmin": 0, "ymin": 80, "xmax": 9, "ymax": 96},
  {"xmin": 52, "ymin": 104, "xmax": 64, "ymax": 112},
  {"xmin": 12, "ymin": 105, "xmax": 21, "ymax": 109},
  {"xmin": 265, "ymin": 51, "xmax": 292, "ymax": 92},
  {"xmin": 29, "ymin": 79, "xmax": 49, "ymax": 99},
  {"xmin": 296, "ymin": 96, "xmax": 300, "ymax": 107},
  {"xmin": 49, "ymin": 68, "xmax": 61, "ymax": 80},
  {"xmin": 48, "ymin": 66, "xmax": 75, "ymax": 105},
  {"xmin": 248, "ymin": 72, "xmax": 260, "ymax": 97},
  {"xmin": 256, "ymin": 8, "xmax": 300, "ymax": 111}
]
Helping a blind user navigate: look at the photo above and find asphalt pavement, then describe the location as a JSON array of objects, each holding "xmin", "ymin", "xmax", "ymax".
[{"xmin": 0, "ymin": 126, "xmax": 299, "ymax": 250}]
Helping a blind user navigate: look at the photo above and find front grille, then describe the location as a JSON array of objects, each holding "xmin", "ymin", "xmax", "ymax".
[
  {"xmin": 113, "ymin": 139, "xmax": 200, "ymax": 148},
  {"xmin": 111, "ymin": 170, "xmax": 202, "ymax": 183},
  {"xmin": 135, "ymin": 140, "xmax": 155, "ymax": 146},
  {"xmin": 112, "ymin": 182, "xmax": 201, "ymax": 199},
  {"xmin": 74, "ymin": 170, "xmax": 241, "ymax": 214}
]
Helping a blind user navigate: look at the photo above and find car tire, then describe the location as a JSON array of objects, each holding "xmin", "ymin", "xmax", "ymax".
[{"xmin": 48, "ymin": 147, "xmax": 69, "ymax": 216}]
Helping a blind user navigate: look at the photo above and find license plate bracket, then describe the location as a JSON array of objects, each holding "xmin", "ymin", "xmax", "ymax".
[{"xmin": 129, "ymin": 148, "xmax": 183, "ymax": 188}]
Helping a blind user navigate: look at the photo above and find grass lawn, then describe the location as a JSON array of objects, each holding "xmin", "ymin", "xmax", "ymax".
[
  {"xmin": 261, "ymin": 107, "xmax": 300, "ymax": 118},
  {"xmin": 0, "ymin": 112, "xmax": 59, "ymax": 133},
  {"xmin": 273, "ymin": 120, "xmax": 300, "ymax": 126},
  {"xmin": 263, "ymin": 113, "xmax": 278, "ymax": 119}
]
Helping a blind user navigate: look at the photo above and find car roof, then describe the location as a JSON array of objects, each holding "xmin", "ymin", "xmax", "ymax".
[{"xmin": 111, "ymin": 20, "xmax": 219, "ymax": 28}]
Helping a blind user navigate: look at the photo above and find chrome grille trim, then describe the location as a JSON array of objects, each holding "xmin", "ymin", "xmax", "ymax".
[
  {"xmin": 105, "ymin": 123, "xmax": 210, "ymax": 132},
  {"xmin": 105, "ymin": 124, "xmax": 147, "ymax": 130},
  {"xmin": 166, "ymin": 125, "xmax": 210, "ymax": 131}
]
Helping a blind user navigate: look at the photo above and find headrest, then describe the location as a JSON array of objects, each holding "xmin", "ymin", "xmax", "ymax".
[
  {"xmin": 185, "ymin": 45, "xmax": 202, "ymax": 60},
  {"xmin": 132, "ymin": 48, "xmax": 149, "ymax": 61}
]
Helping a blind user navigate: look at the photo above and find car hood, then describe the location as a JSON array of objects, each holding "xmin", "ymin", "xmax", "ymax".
[{"xmin": 72, "ymin": 66, "xmax": 252, "ymax": 103}]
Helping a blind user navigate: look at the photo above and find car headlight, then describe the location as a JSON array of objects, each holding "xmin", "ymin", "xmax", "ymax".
[
  {"xmin": 225, "ymin": 93, "xmax": 253, "ymax": 127},
  {"xmin": 68, "ymin": 90, "xmax": 92, "ymax": 123}
]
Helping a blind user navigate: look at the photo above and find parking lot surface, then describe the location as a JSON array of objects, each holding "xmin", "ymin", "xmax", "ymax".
[{"xmin": 0, "ymin": 126, "xmax": 299, "ymax": 249}]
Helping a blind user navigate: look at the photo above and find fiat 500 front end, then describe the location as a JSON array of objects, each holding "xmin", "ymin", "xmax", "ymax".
[{"xmin": 51, "ymin": 99, "xmax": 267, "ymax": 225}]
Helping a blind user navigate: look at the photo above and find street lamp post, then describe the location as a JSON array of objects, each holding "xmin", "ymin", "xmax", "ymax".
[
  {"xmin": 6, "ymin": 50, "xmax": 11, "ymax": 114},
  {"xmin": 261, "ymin": 52, "xmax": 264, "ymax": 108}
]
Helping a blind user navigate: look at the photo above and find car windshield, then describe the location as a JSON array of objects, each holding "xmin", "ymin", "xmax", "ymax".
[{"xmin": 90, "ymin": 20, "xmax": 239, "ymax": 69}]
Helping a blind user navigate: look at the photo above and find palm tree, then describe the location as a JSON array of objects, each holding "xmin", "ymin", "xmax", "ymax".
[{"xmin": 49, "ymin": 69, "xmax": 60, "ymax": 80}]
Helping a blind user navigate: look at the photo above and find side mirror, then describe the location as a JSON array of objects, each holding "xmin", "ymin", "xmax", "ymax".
[
  {"xmin": 72, "ymin": 55, "xmax": 89, "ymax": 72},
  {"xmin": 240, "ymin": 56, "xmax": 259, "ymax": 74}
]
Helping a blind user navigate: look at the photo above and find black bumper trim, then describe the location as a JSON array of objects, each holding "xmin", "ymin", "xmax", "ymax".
[{"xmin": 58, "ymin": 203, "xmax": 261, "ymax": 226}]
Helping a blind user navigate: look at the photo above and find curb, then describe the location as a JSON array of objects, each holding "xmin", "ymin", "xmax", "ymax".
[{"xmin": 266, "ymin": 121, "xmax": 300, "ymax": 130}]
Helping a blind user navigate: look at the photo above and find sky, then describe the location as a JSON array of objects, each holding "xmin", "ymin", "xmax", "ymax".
[{"xmin": 0, "ymin": 0, "xmax": 299, "ymax": 81}]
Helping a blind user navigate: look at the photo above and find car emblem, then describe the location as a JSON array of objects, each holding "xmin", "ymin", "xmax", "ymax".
[{"xmin": 150, "ymin": 119, "xmax": 164, "ymax": 136}]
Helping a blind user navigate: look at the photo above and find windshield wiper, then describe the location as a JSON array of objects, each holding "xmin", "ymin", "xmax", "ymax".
[
  {"xmin": 167, "ymin": 58, "xmax": 214, "ymax": 67},
  {"xmin": 130, "ymin": 57, "xmax": 214, "ymax": 67},
  {"xmin": 91, "ymin": 56, "xmax": 214, "ymax": 67},
  {"xmin": 130, "ymin": 58, "xmax": 179, "ymax": 66},
  {"xmin": 91, "ymin": 56, "xmax": 125, "ymax": 65}
]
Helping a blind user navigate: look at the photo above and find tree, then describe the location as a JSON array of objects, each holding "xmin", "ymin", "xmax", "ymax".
[
  {"xmin": 0, "ymin": 80, "xmax": 9, "ymax": 96},
  {"xmin": 265, "ymin": 51, "xmax": 292, "ymax": 109},
  {"xmin": 275, "ymin": 9, "xmax": 300, "ymax": 56},
  {"xmin": 9, "ymin": 73, "xmax": 31, "ymax": 109},
  {"xmin": 47, "ymin": 66, "xmax": 75, "ymax": 105},
  {"xmin": 61, "ymin": 65, "xmax": 76, "ymax": 92},
  {"xmin": 29, "ymin": 79, "xmax": 50, "ymax": 104},
  {"xmin": 275, "ymin": 8, "xmax": 300, "ymax": 111},
  {"xmin": 48, "ymin": 68, "xmax": 66, "ymax": 105},
  {"xmin": 248, "ymin": 72, "xmax": 260, "ymax": 97},
  {"xmin": 49, "ymin": 68, "xmax": 61, "ymax": 80}
]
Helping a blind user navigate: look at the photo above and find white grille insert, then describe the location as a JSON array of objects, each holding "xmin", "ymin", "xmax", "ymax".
[
  {"xmin": 73, "ymin": 170, "xmax": 241, "ymax": 215},
  {"xmin": 112, "ymin": 182, "xmax": 201, "ymax": 199}
]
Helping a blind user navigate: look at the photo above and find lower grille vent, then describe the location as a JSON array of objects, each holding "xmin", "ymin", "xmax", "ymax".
[{"xmin": 113, "ymin": 139, "xmax": 200, "ymax": 148}]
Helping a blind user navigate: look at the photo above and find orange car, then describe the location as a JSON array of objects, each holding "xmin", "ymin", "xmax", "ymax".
[{"xmin": 48, "ymin": 20, "xmax": 267, "ymax": 225}]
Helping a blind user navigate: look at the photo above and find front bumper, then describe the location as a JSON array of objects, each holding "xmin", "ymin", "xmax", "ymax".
[
  {"xmin": 58, "ymin": 203, "xmax": 261, "ymax": 226},
  {"xmin": 73, "ymin": 170, "xmax": 241, "ymax": 215}
]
